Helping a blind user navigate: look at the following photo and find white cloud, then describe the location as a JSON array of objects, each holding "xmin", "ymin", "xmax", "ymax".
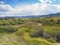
[
  {"xmin": 10, "ymin": 3, "xmax": 60, "ymax": 16},
  {"xmin": 0, "ymin": 1, "xmax": 4, "ymax": 4},
  {"xmin": 0, "ymin": 1, "xmax": 12, "ymax": 12},
  {"xmin": 0, "ymin": 0, "xmax": 60, "ymax": 16},
  {"xmin": 0, "ymin": 1, "xmax": 13, "ymax": 16},
  {"xmin": 0, "ymin": 4, "xmax": 12, "ymax": 12},
  {"xmin": 39, "ymin": 0, "xmax": 56, "ymax": 4}
]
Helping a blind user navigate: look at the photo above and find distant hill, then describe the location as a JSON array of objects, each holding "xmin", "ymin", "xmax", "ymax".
[
  {"xmin": 38, "ymin": 12, "xmax": 60, "ymax": 18},
  {"xmin": 0, "ymin": 12, "xmax": 60, "ymax": 19}
]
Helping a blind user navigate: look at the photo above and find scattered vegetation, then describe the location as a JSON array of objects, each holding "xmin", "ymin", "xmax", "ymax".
[{"xmin": 0, "ymin": 17, "xmax": 60, "ymax": 45}]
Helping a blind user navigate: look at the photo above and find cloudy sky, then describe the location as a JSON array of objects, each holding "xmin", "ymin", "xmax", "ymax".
[{"xmin": 0, "ymin": 0, "xmax": 60, "ymax": 16}]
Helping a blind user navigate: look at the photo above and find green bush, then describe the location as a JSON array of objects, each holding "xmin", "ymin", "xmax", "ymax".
[
  {"xmin": 30, "ymin": 29, "xmax": 44, "ymax": 37},
  {"xmin": 47, "ymin": 38, "xmax": 56, "ymax": 43},
  {"xmin": 0, "ymin": 26, "xmax": 18, "ymax": 33}
]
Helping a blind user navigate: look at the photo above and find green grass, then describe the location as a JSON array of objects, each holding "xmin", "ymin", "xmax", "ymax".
[
  {"xmin": 0, "ymin": 33, "xmax": 20, "ymax": 45},
  {"xmin": 0, "ymin": 33, "xmax": 56, "ymax": 45},
  {"xmin": 15, "ymin": 28, "xmax": 56, "ymax": 45},
  {"xmin": 0, "ymin": 17, "xmax": 59, "ymax": 45},
  {"xmin": 42, "ymin": 25, "xmax": 60, "ymax": 36}
]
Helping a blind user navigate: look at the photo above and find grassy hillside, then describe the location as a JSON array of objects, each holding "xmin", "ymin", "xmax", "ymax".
[{"xmin": 0, "ymin": 17, "xmax": 60, "ymax": 45}]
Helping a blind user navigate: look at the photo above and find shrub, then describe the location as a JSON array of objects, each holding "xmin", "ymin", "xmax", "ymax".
[
  {"xmin": 30, "ymin": 29, "xmax": 44, "ymax": 37},
  {"xmin": 47, "ymin": 38, "xmax": 56, "ymax": 43},
  {"xmin": 0, "ymin": 26, "xmax": 18, "ymax": 33}
]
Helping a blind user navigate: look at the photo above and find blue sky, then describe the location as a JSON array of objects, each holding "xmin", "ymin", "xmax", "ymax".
[
  {"xmin": 0, "ymin": 0, "xmax": 60, "ymax": 5},
  {"xmin": 0, "ymin": 0, "xmax": 39, "ymax": 6},
  {"xmin": 0, "ymin": 0, "xmax": 60, "ymax": 16}
]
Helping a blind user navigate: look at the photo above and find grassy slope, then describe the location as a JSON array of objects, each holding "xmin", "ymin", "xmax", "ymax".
[
  {"xmin": 0, "ymin": 17, "xmax": 59, "ymax": 45},
  {"xmin": 0, "ymin": 33, "xmax": 56, "ymax": 45},
  {"xmin": 0, "ymin": 27, "xmax": 56, "ymax": 45}
]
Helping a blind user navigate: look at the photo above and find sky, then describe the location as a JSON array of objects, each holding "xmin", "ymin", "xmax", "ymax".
[{"xmin": 0, "ymin": 0, "xmax": 60, "ymax": 16}]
